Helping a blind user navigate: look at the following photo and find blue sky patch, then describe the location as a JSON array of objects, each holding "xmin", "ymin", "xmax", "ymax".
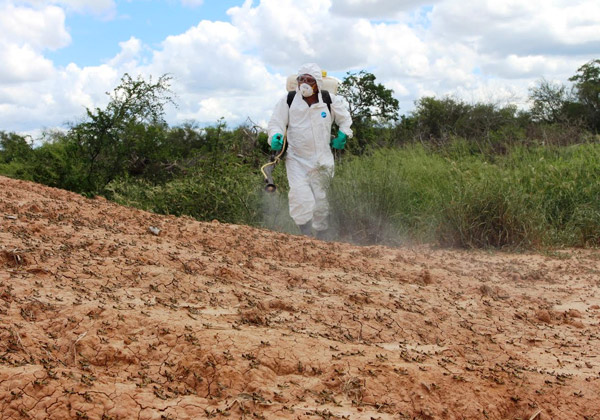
[{"xmin": 47, "ymin": 0, "xmax": 242, "ymax": 67}]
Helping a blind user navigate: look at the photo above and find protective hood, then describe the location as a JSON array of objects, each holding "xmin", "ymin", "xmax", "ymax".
[{"xmin": 297, "ymin": 63, "xmax": 323, "ymax": 90}]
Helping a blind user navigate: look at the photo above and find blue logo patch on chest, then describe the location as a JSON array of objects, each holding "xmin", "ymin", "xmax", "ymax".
[{"xmin": 321, "ymin": 112, "xmax": 327, "ymax": 118}]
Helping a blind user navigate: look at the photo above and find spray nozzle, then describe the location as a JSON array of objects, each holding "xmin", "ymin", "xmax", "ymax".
[
  {"xmin": 261, "ymin": 151, "xmax": 280, "ymax": 193},
  {"xmin": 260, "ymin": 138, "xmax": 287, "ymax": 193}
]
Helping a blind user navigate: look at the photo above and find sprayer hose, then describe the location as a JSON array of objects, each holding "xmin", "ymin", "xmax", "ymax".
[{"xmin": 260, "ymin": 135, "xmax": 287, "ymax": 180}]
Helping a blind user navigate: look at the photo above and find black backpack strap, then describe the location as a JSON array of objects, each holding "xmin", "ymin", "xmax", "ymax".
[
  {"xmin": 321, "ymin": 90, "xmax": 332, "ymax": 114},
  {"xmin": 287, "ymin": 90, "xmax": 332, "ymax": 114},
  {"xmin": 287, "ymin": 91, "xmax": 295, "ymax": 107}
]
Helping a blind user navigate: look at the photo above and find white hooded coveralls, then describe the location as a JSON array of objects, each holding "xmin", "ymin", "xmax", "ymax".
[{"xmin": 267, "ymin": 63, "xmax": 353, "ymax": 231}]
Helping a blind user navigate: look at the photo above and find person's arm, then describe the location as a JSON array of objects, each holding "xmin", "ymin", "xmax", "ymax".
[
  {"xmin": 331, "ymin": 94, "xmax": 353, "ymax": 138},
  {"xmin": 267, "ymin": 95, "xmax": 289, "ymax": 147}
]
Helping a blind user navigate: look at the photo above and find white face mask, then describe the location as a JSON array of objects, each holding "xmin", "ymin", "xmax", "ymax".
[{"xmin": 299, "ymin": 83, "xmax": 315, "ymax": 97}]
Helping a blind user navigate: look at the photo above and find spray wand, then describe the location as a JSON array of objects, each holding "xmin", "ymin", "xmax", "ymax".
[{"xmin": 260, "ymin": 134, "xmax": 287, "ymax": 192}]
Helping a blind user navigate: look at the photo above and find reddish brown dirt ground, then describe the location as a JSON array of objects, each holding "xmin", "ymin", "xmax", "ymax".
[{"xmin": 1, "ymin": 175, "xmax": 599, "ymax": 420}]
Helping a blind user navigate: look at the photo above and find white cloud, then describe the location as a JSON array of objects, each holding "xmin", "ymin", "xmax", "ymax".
[
  {"xmin": 107, "ymin": 37, "xmax": 144, "ymax": 70},
  {"xmin": 228, "ymin": 0, "xmax": 364, "ymax": 72},
  {"xmin": 178, "ymin": 97, "xmax": 234, "ymax": 122},
  {"xmin": 0, "ymin": 3, "xmax": 67, "ymax": 84},
  {"xmin": 145, "ymin": 18, "xmax": 285, "ymax": 125},
  {"xmin": 330, "ymin": 0, "xmax": 437, "ymax": 18},
  {"xmin": 150, "ymin": 20, "xmax": 248, "ymax": 90},
  {"xmin": 61, "ymin": 63, "xmax": 119, "ymax": 112},
  {"xmin": 181, "ymin": 0, "xmax": 204, "ymax": 7},
  {"xmin": 0, "ymin": 3, "xmax": 71, "ymax": 51},
  {"xmin": 351, "ymin": 20, "xmax": 430, "ymax": 75},
  {"xmin": 55, "ymin": 0, "xmax": 115, "ymax": 15},
  {"xmin": 430, "ymin": 0, "xmax": 600, "ymax": 58},
  {"xmin": 0, "ymin": 60, "xmax": 120, "ymax": 131},
  {"xmin": 0, "ymin": 40, "xmax": 122, "ymax": 131},
  {"xmin": 0, "ymin": 0, "xmax": 599, "ymax": 134},
  {"xmin": 0, "ymin": 42, "xmax": 56, "ymax": 83},
  {"xmin": 12, "ymin": 0, "xmax": 116, "ymax": 16}
]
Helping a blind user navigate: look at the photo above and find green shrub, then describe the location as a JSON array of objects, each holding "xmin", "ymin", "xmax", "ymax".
[
  {"xmin": 105, "ymin": 154, "xmax": 264, "ymax": 226},
  {"xmin": 0, "ymin": 161, "xmax": 35, "ymax": 181}
]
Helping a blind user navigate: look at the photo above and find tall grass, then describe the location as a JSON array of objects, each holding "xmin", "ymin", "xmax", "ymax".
[
  {"xmin": 102, "ymin": 141, "xmax": 600, "ymax": 249},
  {"xmin": 505, "ymin": 144, "xmax": 600, "ymax": 246},
  {"xmin": 328, "ymin": 142, "xmax": 600, "ymax": 249},
  {"xmin": 328, "ymin": 147, "xmax": 451, "ymax": 245}
]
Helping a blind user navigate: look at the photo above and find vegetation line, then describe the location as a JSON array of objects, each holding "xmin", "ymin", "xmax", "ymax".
[{"xmin": 2, "ymin": 59, "xmax": 599, "ymax": 249}]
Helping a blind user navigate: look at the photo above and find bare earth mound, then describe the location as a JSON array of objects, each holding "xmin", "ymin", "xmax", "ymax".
[{"xmin": 1, "ymin": 175, "xmax": 599, "ymax": 420}]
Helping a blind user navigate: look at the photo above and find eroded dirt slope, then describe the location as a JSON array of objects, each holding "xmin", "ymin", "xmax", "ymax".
[{"xmin": 1, "ymin": 175, "xmax": 599, "ymax": 420}]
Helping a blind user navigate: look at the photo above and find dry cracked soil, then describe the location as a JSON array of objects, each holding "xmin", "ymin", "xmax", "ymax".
[{"xmin": 1, "ymin": 175, "xmax": 600, "ymax": 420}]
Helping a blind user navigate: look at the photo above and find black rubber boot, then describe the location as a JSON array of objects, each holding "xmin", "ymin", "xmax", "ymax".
[
  {"xmin": 298, "ymin": 221, "xmax": 312, "ymax": 236},
  {"xmin": 315, "ymin": 229, "xmax": 329, "ymax": 241}
]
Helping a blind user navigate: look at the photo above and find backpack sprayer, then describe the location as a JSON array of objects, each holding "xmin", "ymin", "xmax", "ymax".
[{"xmin": 260, "ymin": 70, "xmax": 340, "ymax": 193}]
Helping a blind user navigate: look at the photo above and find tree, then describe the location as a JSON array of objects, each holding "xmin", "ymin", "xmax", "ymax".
[
  {"xmin": 0, "ymin": 131, "xmax": 32, "ymax": 163},
  {"xmin": 411, "ymin": 96, "xmax": 469, "ymax": 143},
  {"xmin": 0, "ymin": 131, "xmax": 34, "ymax": 180},
  {"xmin": 528, "ymin": 78, "xmax": 573, "ymax": 124},
  {"xmin": 71, "ymin": 73, "xmax": 175, "ymax": 193},
  {"xmin": 569, "ymin": 59, "xmax": 600, "ymax": 132},
  {"xmin": 337, "ymin": 71, "xmax": 400, "ymax": 154},
  {"xmin": 406, "ymin": 96, "xmax": 529, "ymax": 151}
]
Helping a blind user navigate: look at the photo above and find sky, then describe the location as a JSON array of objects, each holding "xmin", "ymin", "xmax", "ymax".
[{"xmin": 1, "ymin": 0, "xmax": 599, "ymax": 139}]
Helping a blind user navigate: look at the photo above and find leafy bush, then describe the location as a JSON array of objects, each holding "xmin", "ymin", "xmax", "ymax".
[
  {"xmin": 0, "ymin": 131, "xmax": 35, "ymax": 180},
  {"xmin": 105, "ymin": 154, "xmax": 264, "ymax": 226}
]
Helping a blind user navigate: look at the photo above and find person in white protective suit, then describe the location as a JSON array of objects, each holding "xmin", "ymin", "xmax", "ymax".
[{"xmin": 267, "ymin": 63, "xmax": 353, "ymax": 238}]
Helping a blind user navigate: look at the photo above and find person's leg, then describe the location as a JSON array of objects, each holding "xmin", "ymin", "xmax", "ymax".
[
  {"xmin": 310, "ymin": 166, "xmax": 333, "ymax": 235},
  {"xmin": 287, "ymin": 160, "xmax": 315, "ymax": 234},
  {"xmin": 297, "ymin": 221, "xmax": 312, "ymax": 235},
  {"xmin": 315, "ymin": 228, "xmax": 331, "ymax": 240}
]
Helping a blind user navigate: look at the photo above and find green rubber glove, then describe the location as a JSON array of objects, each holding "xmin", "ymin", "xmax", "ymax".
[
  {"xmin": 331, "ymin": 131, "xmax": 347, "ymax": 150},
  {"xmin": 271, "ymin": 133, "xmax": 283, "ymax": 151}
]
